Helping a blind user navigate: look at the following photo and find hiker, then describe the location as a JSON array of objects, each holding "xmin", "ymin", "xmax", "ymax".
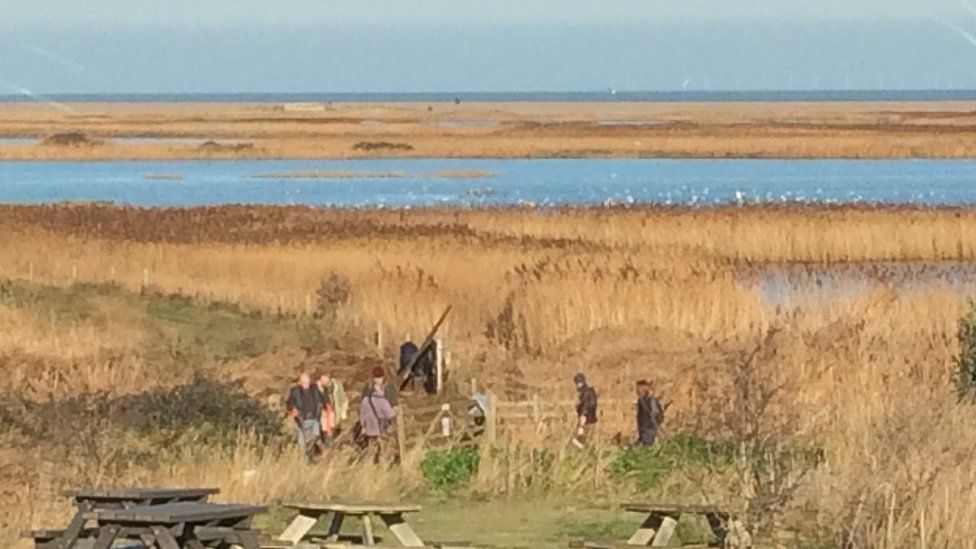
[
  {"xmin": 317, "ymin": 374, "xmax": 336, "ymax": 446},
  {"xmin": 635, "ymin": 379, "xmax": 665, "ymax": 447},
  {"xmin": 358, "ymin": 367, "xmax": 397, "ymax": 463},
  {"xmin": 286, "ymin": 373, "xmax": 325, "ymax": 459},
  {"xmin": 362, "ymin": 365, "xmax": 399, "ymax": 408},
  {"xmin": 572, "ymin": 373, "xmax": 598, "ymax": 447},
  {"xmin": 398, "ymin": 340, "xmax": 437, "ymax": 394}
]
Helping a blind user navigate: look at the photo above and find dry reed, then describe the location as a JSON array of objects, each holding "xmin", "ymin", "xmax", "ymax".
[{"xmin": 3, "ymin": 204, "xmax": 976, "ymax": 546}]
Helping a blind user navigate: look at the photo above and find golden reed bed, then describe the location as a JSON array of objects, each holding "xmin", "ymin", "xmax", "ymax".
[
  {"xmin": 1, "ymin": 100, "xmax": 976, "ymax": 159},
  {"xmin": 3, "ymin": 203, "xmax": 976, "ymax": 545}
]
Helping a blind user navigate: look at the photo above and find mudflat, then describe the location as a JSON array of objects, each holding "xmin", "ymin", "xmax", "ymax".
[{"xmin": 1, "ymin": 100, "xmax": 975, "ymax": 160}]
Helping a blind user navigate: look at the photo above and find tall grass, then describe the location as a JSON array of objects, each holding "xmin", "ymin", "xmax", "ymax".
[{"xmin": 3, "ymin": 204, "xmax": 976, "ymax": 546}]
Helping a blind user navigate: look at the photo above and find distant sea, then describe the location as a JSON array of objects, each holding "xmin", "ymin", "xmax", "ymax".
[{"xmin": 3, "ymin": 90, "xmax": 976, "ymax": 103}]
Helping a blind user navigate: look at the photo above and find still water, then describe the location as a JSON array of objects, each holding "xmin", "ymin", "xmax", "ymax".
[{"xmin": 2, "ymin": 158, "xmax": 976, "ymax": 207}]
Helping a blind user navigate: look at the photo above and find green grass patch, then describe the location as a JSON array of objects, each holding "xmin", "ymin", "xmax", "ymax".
[
  {"xmin": 143, "ymin": 293, "xmax": 322, "ymax": 362},
  {"xmin": 421, "ymin": 447, "xmax": 481, "ymax": 491},
  {"xmin": 607, "ymin": 434, "xmax": 736, "ymax": 491}
]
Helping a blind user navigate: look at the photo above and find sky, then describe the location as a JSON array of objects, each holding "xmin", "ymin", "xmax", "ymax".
[{"xmin": 1, "ymin": 0, "xmax": 976, "ymax": 93}]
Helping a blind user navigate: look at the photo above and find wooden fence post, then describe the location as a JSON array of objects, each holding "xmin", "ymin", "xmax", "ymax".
[
  {"xmin": 435, "ymin": 339, "xmax": 445, "ymax": 395},
  {"xmin": 141, "ymin": 267, "xmax": 150, "ymax": 290},
  {"xmin": 71, "ymin": 264, "xmax": 77, "ymax": 284},
  {"xmin": 28, "ymin": 262, "xmax": 33, "ymax": 284},
  {"xmin": 531, "ymin": 394, "xmax": 541, "ymax": 426},
  {"xmin": 375, "ymin": 322, "xmax": 384, "ymax": 350},
  {"xmin": 396, "ymin": 402, "xmax": 407, "ymax": 459},
  {"xmin": 485, "ymin": 391, "xmax": 497, "ymax": 444},
  {"xmin": 305, "ymin": 294, "xmax": 312, "ymax": 316}
]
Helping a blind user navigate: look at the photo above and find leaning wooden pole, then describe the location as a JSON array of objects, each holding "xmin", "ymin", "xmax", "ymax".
[{"xmin": 399, "ymin": 306, "xmax": 452, "ymax": 391}]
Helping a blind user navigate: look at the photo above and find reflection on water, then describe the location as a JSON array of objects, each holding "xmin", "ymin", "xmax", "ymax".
[
  {"xmin": 428, "ymin": 119, "xmax": 500, "ymax": 128},
  {"xmin": 596, "ymin": 120, "xmax": 666, "ymax": 126},
  {"xmin": 0, "ymin": 137, "xmax": 37, "ymax": 145},
  {"xmin": 746, "ymin": 261, "xmax": 976, "ymax": 306},
  {"xmin": 112, "ymin": 137, "xmax": 210, "ymax": 145}
]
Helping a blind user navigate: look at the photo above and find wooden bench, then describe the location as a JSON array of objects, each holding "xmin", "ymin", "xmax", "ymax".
[
  {"xmin": 25, "ymin": 487, "xmax": 220, "ymax": 548},
  {"xmin": 85, "ymin": 501, "xmax": 267, "ymax": 549},
  {"xmin": 276, "ymin": 501, "xmax": 436, "ymax": 548},
  {"xmin": 601, "ymin": 503, "xmax": 749, "ymax": 547},
  {"xmin": 621, "ymin": 503, "xmax": 751, "ymax": 547}
]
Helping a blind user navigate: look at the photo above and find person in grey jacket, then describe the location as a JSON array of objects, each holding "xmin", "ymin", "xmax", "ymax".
[{"xmin": 358, "ymin": 368, "xmax": 397, "ymax": 462}]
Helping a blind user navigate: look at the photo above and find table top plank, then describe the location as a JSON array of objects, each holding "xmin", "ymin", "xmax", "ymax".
[
  {"xmin": 65, "ymin": 487, "xmax": 220, "ymax": 500},
  {"xmin": 622, "ymin": 503, "xmax": 727, "ymax": 516},
  {"xmin": 88, "ymin": 502, "xmax": 266, "ymax": 524},
  {"xmin": 282, "ymin": 501, "xmax": 423, "ymax": 514}
]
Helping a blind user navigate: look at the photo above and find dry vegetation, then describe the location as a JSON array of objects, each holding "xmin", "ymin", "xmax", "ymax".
[
  {"xmin": 3, "ymin": 203, "xmax": 976, "ymax": 546},
  {"xmin": 2, "ymin": 100, "xmax": 976, "ymax": 160}
]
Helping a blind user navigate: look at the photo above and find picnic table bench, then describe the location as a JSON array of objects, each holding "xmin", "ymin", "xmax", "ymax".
[
  {"xmin": 623, "ymin": 503, "xmax": 732, "ymax": 547},
  {"xmin": 274, "ymin": 501, "xmax": 462, "ymax": 548},
  {"xmin": 84, "ymin": 501, "xmax": 267, "ymax": 549},
  {"xmin": 21, "ymin": 487, "xmax": 220, "ymax": 549},
  {"xmin": 579, "ymin": 503, "xmax": 749, "ymax": 548}
]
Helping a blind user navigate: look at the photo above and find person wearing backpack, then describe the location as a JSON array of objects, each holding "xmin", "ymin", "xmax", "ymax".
[
  {"xmin": 357, "ymin": 367, "xmax": 397, "ymax": 463},
  {"xmin": 635, "ymin": 379, "xmax": 665, "ymax": 446}
]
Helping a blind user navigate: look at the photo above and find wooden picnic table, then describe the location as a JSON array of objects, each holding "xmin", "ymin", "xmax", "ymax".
[
  {"xmin": 85, "ymin": 501, "xmax": 267, "ymax": 549},
  {"xmin": 276, "ymin": 501, "xmax": 426, "ymax": 547},
  {"xmin": 23, "ymin": 487, "xmax": 219, "ymax": 548},
  {"xmin": 617, "ymin": 503, "xmax": 743, "ymax": 547}
]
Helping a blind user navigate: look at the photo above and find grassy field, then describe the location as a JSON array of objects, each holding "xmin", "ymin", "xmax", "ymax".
[
  {"xmin": 2, "ymin": 101, "xmax": 976, "ymax": 159},
  {"xmin": 3, "ymin": 203, "xmax": 976, "ymax": 547}
]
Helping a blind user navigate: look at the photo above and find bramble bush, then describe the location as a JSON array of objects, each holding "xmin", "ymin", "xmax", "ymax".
[{"xmin": 421, "ymin": 447, "xmax": 480, "ymax": 490}]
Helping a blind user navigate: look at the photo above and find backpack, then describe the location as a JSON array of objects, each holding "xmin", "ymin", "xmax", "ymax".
[{"xmin": 649, "ymin": 396, "xmax": 664, "ymax": 427}]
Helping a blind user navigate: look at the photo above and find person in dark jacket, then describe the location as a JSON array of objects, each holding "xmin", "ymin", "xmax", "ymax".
[
  {"xmin": 398, "ymin": 340, "xmax": 438, "ymax": 394},
  {"xmin": 635, "ymin": 379, "xmax": 664, "ymax": 446},
  {"xmin": 572, "ymin": 373, "xmax": 598, "ymax": 447},
  {"xmin": 286, "ymin": 373, "xmax": 325, "ymax": 459}
]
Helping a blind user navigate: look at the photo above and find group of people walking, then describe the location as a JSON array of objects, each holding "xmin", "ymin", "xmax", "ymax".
[
  {"xmin": 286, "ymin": 365, "xmax": 666, "ymax": 461},
  {"xmin": 286, "ymin": 366, "xmax": 400, "ymax": 462},
  {"xmin": 571, "ymin": 372, "xmax": 666, "ymax": 448}
]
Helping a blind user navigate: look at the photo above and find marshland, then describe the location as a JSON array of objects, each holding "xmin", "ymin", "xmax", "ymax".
[
  {"xmin": 3, "ymin": 202, "xmax": 976, "ymax": 546},
  {"xmin": 3, "ymin": 101, "xmax": 976, "ymax": 161}
]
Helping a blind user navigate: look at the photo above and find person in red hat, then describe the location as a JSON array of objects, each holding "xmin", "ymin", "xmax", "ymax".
[
  {"xmin": 361, "ymin": 365, "xmax": 399, "ymax": 408},
  {"xmin": 357, "ymin": 366, "xmax": 397, "ymax": 462}
]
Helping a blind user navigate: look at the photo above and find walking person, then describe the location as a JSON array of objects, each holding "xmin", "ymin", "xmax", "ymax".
[
  {"xmin": 286, "ymin": 372, "xmax": 325, "ymax": 461},
  {"xmin": 362, "ymin": 364, "xmax": 399, "ymax": 408},
  {"xmin": 358, "ymin": 367, "xmax": 397, "ymax": 463},
  {"xmin": 572, "ymin": 373, "xmax": 598, "ymax": 448},
  {"xmin": 317, "ymin": 373, "xmax": 336, "ymax": 447},
  {"xmin": 635, "ymin": 379, "xmax": 665, "ymax": 447}
]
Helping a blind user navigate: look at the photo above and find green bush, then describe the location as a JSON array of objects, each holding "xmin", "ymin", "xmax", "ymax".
[
  {"xmin": 607, "ymin": 434, "xmax": 736, "ymax": 490},
  {"xmin": 421, "ymin": 447, "xmax": 480, "ymax": 490},
  {"xmin": 955, "ymin": 298, "xmax": 976, "ymax": 402}
]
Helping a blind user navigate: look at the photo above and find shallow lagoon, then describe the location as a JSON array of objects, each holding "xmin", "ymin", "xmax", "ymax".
[{"xmin": 1, "ymin": 158, "xmax": 976, "ymax": 207}]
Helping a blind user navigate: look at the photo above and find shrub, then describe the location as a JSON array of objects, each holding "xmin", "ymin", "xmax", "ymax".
[
  {"xmin": 315, "ymin": 273, "xmax": 351, "ymax": 319},
  {"xmin": 607, "ymin": 434, "xmax": 736, "ymax": 491},
  {"xmin": 955, "ymin": 298, "xmax": 976, "ymax": 402},
  {"xmin": 421, "ymin": 447, "xmax": 480, "ymax": 490}
]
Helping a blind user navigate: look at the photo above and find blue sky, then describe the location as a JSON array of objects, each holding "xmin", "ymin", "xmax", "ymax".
[{"xmin": 1, "ymin": 0, "xmax": 975, "ymax": 93}]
